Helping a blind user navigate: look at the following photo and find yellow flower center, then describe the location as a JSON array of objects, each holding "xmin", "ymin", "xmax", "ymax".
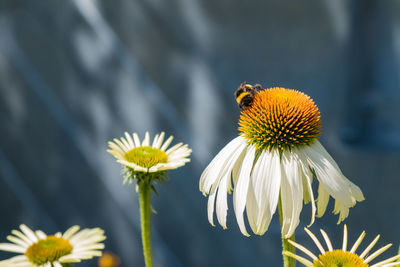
[
  {"xmin": 25, "ymin": 236, "xmax": 73, "ymax": 265},
  {"xmin": 314, "ymin": 250, "xmax": 369, "ymax": 267},
  {"xmin": 239, "ymin": 87, "xmax": 321, "ymax": 150},
  {"xmin": 124, "ymin": 146, "xmax": 168, "ymax": 168}
]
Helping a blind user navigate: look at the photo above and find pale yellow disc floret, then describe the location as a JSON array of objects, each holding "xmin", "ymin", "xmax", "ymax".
[
  {"xmin": 25, "ymin": 236, "xmax": 73, "ymax": 265},
  {"xmin": 124, "ymin": 146, "xmax": 168, "ymax": 168}
]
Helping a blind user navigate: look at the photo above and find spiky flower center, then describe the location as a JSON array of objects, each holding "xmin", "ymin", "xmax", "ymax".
[
  {"xmin": 124, "ymin": 146, "xmax": 168, "ymax": 168},
  {"xmin": 25, "ymin": 236, "xmax": 73, "ymax": 265},
  {"xmin": 314, "ymin": 250, "xmax": 369, "ymax": 267},
  {"xmin": 239, "ymin": 87, "xmax": 321, "ymax": 150}
]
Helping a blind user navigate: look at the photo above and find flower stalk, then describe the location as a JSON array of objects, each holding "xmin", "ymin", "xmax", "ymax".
[
  {"xmin": 108, "ymin": 132, "xmax": 191, "ymax": 267},
  {"xmin": 139, "ymin": 181, "xmax": 153, "ymax": 267},
  {"xmin": 278, "ymin": 197, "xmax": 296, "ymax": 267}
]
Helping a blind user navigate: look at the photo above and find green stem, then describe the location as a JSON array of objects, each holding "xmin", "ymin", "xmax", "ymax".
[
  {"xmin": 139, "ymin": 182, "xmax": 153, "ymax": 267},
  {"xmin": 278, "ymin": 196, "xmax": 296, "ymax": 267}
]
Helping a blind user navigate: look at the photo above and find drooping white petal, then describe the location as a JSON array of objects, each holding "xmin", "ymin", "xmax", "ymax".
[
  {"xmin": 199, "ymin": 137, "xmax": 247, "ymax": 194},
  {"xmin": 247, "ymin": 149, "xmax": 281, "ymax": 235},
  {"xmin": 207, "ymin": 192, "xmax": 217, "ymax": 226},
  {"xmin": 296, "ymin": 149, "xmax": 316, "ymax": 226},
  {"xmin": 280, "ymin": 150, "xmax": 303, "ymax": 238},
  {"xmin": 232, "ymin": 145, "xmax": 256, "ymax": 236},
  {"xmin": 215, "ymin": 174, "xmax": 229, "ymax": 229},
  {"xmin": 213, "ymin": 139, "xmax": 249, "ymax": 229},
  {"xmin": 333, "ymin": 200, "xmax": 350, "ymax": 224},
  {"xmin": 246, "ymin": 177, "xmax": 258, "ymax": 234},
  {"xmin": 303, "ymin": 141, "xmax": 364, "ymax": 209},
  {"xmin": 316, "ymin": 183, "xmax": 330, "ymax": 217}
]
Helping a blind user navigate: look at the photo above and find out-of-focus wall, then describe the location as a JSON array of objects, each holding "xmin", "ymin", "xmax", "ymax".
[{"xmin": 0, "ymin": 0, "xmax": 399, "ymax": 266}]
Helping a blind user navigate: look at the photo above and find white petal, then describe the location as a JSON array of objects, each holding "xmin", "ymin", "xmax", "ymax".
[
  {"xmin": 215, "ymin": 175, "xmax": 229, "ymax": 229},
  {"xmin": 142, "ymin": 132, "xmax": 150, "ymax": 146},
  {"xmin": 19, "ymin": 225, "xmax": 38, "ymax": 243},
  {"xmin": 10, "ymin": 230, "xmax": 33, "ymax": 246},
  {"xmin": 160, "ymin": 135, "xmax": 174, "ymax": 151},
  {"xmin": 207, "ymin": 192, "xmax": 217, "ymax": 226},
  {"xmin": 199, "ymin": 137, "xmax": 246, "ymax": 194},
  {"xmin": 166, "ymin": 143, "xmax": 183, "ymax": 155},
  {"xmin": 120, "ymin": 137, "xmax": 131, "ymax": 151},
  {"xmin": 124, "ymin": 132, "xmax": 135, "ymax": 148},
  {"xmin": 246, "ymin": 178, "xmax": 258, "ymax": 234},
  {"xmin": 232, "ymin": 145, "xmax": 256, "ymax": 236},
  {"xmin": 280, "ymin": 150, "xmax": 303, "ymax": 238},
  {"xmin": 214, "ymin": 140, "xmax": 249, "ymax": 229},
  {"xmin": 333, "ymin": 200, "xmax": 350, "ymax": 223},
  {"xmin": 117, "ymin": 160, "xmax": 147, "ymax": 172},
  {"xmin": 303, "ymin": 141, "xmax": 364, "ymax": 208},
  {"xmin": 35, "ymin": 230, "xmax": 47, "ymax": 240},
  {"xmin": 6, "ymin": 235, "xmax": 29, "ymax": 248},
  {"xmin": 316, "ymin": 183, "xmax": 330, "ymax": 217},
  {"xmin": 0, "ymin": 243, "xmax": 26, "ymax": 253},
  {"xmin": 108, "ymin": 142, "xmax": 125, "ymax": 155},
  {"xmin": 247, "ymin": 149, "xmax": 281, "ymax": 235},
  {"xmin": 1, "ymin": 255, "xmax": 30, "ymax": 264},
  {"xmin": 63, "ymin": 226, "xmax": 80, "ymax": 239},
  {"xmin": 151, "ymin": 133, "xmax": 160, "ymax": 148},
  {"xmin": 133, "ymin": 133, "xmax": 141, "ymax": 147},
  {"xmin": 113, "ymin": 138, "xmax": 128, "ymax": 152},
  {"xmin": 296, "ymin": 149, "xmax": 316, "ymax": 226},
  {"xmin": 153, "ymin": 132, "xmax": 165, "ymax": 149}
]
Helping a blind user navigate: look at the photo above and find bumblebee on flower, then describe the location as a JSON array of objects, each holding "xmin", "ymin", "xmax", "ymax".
[{"xmin": 200, "ymin": 83, "xmax": 364, "ymax": 238}]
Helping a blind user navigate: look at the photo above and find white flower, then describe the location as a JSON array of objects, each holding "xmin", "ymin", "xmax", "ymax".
[
  {"xmin": 0, "ymin": 224, "xmax": 106, "ymax": 266},
  {"xmin": 200, "ymin": 87, "xmax": 364, "ymax": 237},
  {"xmin": 107, "ymin": 131, "xmax": 191, "ymax": 183},
  {"xmin": 284, "ymin": 225, "xmax": 400, "ymax": 267}
]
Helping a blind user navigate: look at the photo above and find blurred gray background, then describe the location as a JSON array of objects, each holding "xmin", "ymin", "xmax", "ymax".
[{"xmin": 0, "ymin": 0, "xmax": 399, "ymax": 266}]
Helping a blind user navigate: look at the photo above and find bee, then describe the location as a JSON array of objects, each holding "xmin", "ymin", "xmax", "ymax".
[{"xmin": 234, "ymin": 83, "xmax": 263, "ymax": 109}]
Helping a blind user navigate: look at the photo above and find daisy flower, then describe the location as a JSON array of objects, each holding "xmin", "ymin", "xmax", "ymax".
[
  {"xmin": 199, "ymin": 85, "xmax": 364, "ymax": 237},
  {"xmin": 0, "ymin": 224, "xmax": 106, "ymax": 266},
  {"xmin": 107, "ymin": 131, "xmax": 191, "ymax": 267},
  {"xmin": 283, "ymin": 225, "xmax": 400, "ymax": 267},
  {"xmin": 107, "ymin": 131, "xmax": 192, "ymax": 184}
]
